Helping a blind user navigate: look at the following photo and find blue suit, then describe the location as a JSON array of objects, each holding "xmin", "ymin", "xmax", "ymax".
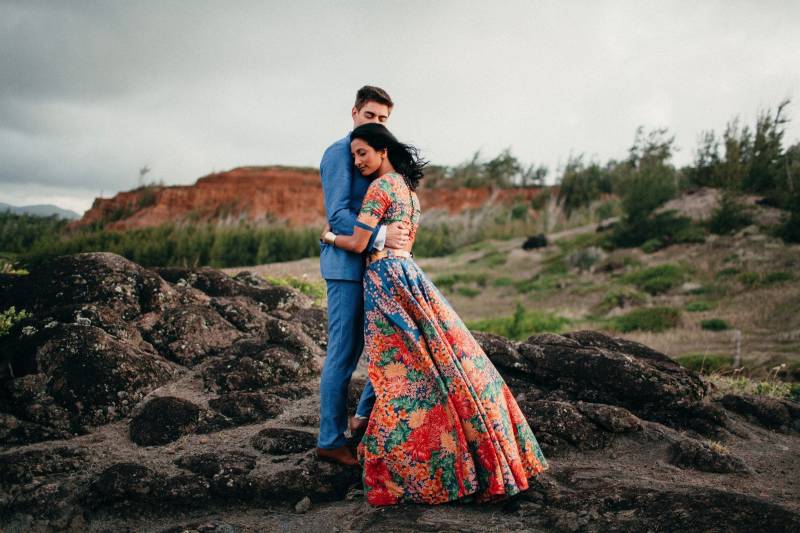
[{"xmin": 318, "ymin": 133, "xmax": 378, "ymax": 449}]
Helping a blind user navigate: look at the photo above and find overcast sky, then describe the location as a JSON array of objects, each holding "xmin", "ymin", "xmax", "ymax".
[{"xmin": 1, "ymin": 0, "xmax": 799, "ymax": 215}]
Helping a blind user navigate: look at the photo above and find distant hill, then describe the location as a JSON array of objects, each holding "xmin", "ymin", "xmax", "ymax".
[
  {"xmin": 0, "ymin": 201, "xmax": 81, "ymax": 220},
  {"xmin": 71, "ymin": 166, "xmax": 550, "ymax": 230}
]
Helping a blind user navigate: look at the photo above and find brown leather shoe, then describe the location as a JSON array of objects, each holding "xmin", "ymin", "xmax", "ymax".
[
  {"xmin": 315, "ymin": 445, "xmax": 359, "ymax": 467},
  {"xmin": 349, "ymin": 415, "xmax": 369, "ymax": 438},
  {"xmin": 347, "ymin": 416, "xmax": 370, "ymax": 454}
]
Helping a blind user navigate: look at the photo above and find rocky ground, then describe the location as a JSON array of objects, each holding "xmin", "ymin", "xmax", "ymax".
[{"xmin": 1, "ymin": 252, "xmax": 799, "ymax": 532}]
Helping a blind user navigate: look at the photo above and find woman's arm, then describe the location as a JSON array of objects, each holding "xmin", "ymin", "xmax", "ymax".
[
  {"xmin": 321, "ymin": 176, "xmax": 392, "ymax": 253},
  {"xmin": 322, "ymin": 227, "xmax": 372, "ymax": 253}
]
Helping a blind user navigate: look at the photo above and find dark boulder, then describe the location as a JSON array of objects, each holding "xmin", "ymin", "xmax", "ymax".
[
  {"xmin": 153, "ymin": 267, "xmax": 312, "ymax": 311},
  {"xmin": 517, "ymin": 399, "xmax": 610, "ymax": 454},
  {"xmin": 479, "ymin": 330, "xmax": 711, "ymax": 430},
  {"xmin": 203, "ymin": 337, "xmax": 319, "ymax": 394},
  {"xmin": 0, "ymin": 413, "xmax": 74, "ymax": 446},
  {"xmin": 129, "ymin": 396, "xmax": 202, "ymax": 446},
  {"xmin": 0, "ymin": 446, "xmax": 87, "ymax": 486},
  {"xmin": 3, "ymin": 323, "xmax": 175, "ymax": 435},
  {"xmin": 522, "ymin": 234, "xmax": 548, "ymax": 250},
  {"xmin": 574, "ymin": 401, "xmax": 643, "ymax": 433},
  {"xmin": 720, "ymin": 394, "xmax": 800, "ymax": 432},
  {"xmin": 251, "ymin": 427, "xmax": 318, "ymax": 455},
  {"xmin": 668, "ymin": 438, "xmax": 751, "ymax": 473},
  {"xmin": 139, "ymin": 303, "xmax": 242, "ymax": 366},
  {"xmin": 254, "ymin": 457, "xmax": 361, "ymax": 502},
  {"xmin": 207, "ymin": 391, "xmax": 286, "ymax": 425},
  {"xmin": 87, "ymin": 462, "xmax": 163, "ymax": 508},
  {"xmin": 174, "ymin": 451, "xmax": 258, "ymax": 500}
]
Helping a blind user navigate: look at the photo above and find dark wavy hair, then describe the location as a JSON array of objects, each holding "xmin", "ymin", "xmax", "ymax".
[{"xmin": 350, "ymin": 123, "xmax": 428, "ymax": 190}]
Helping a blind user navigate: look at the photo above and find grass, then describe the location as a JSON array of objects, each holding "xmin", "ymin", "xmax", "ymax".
[
  {"xmin": 594, "ymin": 287, "xmax": 647, "ymax": 315},
  {"xmin": 470, "ymin": 250, "xmax": 507, "ymax": 268},
  {"xmin": 0, "ymin": 306, "xmax": 32, "ymax": 337},
  {"xmin": 761, "ymin": 271, "xmax": 794, "ymax": 285},
  {"xmin": 467, "ymin": 304, "xmax": 571, "ymax": 340},
  {"xmin": 707, "ymin": 440, "xmax": 730, "ymax": 455},
  {"xmin": 456, "ymin": 286, "xmax": 481, "ymax": 298},
  {"xmin": 610, "ymin": 306, "xmax": 681, "ymax": 332},
  {"xmin": 715, "ymin": 267, "xmax": 740, "ymax": 278},
  {"xmin": 264, "ymin": 275, "xmax": 326, "ymax": 305},
  {"xmin": 0, "ymin": 254, "xmax": 29, "ymax": 275},
  {"xmin": 700, "ymin": 318, "xmax": 731, "ymax": 331},
  {"xmin": 433, "ymin": 271, "xmax": 488, "ymax": 291},
  {"xmin": 675, "ymin": 353, "xmax": 734, "ymax": 373},
  {"xmin": 738, "ymin": 271, "xmax": 760, "ymax": 287},
  {"xmin": 513, "ymin": 273, "xmax": 564, "ymax": 293},
  {"xmin": 707, "ymin": 372, "xmax": 799, "ymax": 401},
  {"xmin": 492, "ymin": 277, "xmax": 514, "ymax": 288},
  {"xmin": 622, "ymin": 263, "xmax": 688, "ymax": 295},
  {"xmin": 685, "ymin": 300, "xmax": 714, "ymax": 312}
]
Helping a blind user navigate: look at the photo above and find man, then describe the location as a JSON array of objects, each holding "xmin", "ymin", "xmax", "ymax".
[{"xmin": 316, "ymin": 85, "xmax": 409, "ymax": 466}]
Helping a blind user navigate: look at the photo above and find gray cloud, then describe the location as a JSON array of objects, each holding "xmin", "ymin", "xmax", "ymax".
[{"xmin": 1, "ymin": 0, "xmax": 799, "ymax": 215}]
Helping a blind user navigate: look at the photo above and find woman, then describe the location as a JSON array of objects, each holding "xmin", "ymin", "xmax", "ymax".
[{"xmin": 321, "ymin": 123, "xmax": 549, "ymax": 506}]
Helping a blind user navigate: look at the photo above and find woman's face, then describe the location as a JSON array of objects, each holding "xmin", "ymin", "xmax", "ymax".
[{"xmin": 351, "ymin": 138, "xmax": 386, "ymax": 177}]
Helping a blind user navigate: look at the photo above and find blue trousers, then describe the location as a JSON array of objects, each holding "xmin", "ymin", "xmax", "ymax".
[{"xmin": 318, "ymin": 279, "xmax": 376, "ymax": 449}]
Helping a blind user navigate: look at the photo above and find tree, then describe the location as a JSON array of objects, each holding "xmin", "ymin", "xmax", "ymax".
[
  {"xmin": 618, "ymin": 127, "xmax": 677, "ymax": 223},
  {"xmin": 688, "ymin": 130, "xmax": 721, "ymax": 188},
  {"xmin": 745, "ymin": 99, "xmax": 789, "ymax": 196}
]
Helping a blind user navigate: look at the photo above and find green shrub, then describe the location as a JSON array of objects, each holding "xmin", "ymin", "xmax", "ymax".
[
  {"xmin": 493, "ymin": 277, "xmax": 513, "ymax": 287},
  {"xmin": 708, "ymin": 191, "xmax": 752, "ymax": 235},
  {"xmin": 623, "ymin": 263, "xmax": 687, "ymax": 295},
  {"xmin": 685, "ymin": 301, "xmax": 714, "ymax": 312},
  {"xmin": 412, "ymin": 223, "xmax": 458, "ymax": 257},
  {"xmin": 595, "ymin": 199, "xmax": 618, "ymax": 220},
  {"xmin": 715, "ymin": 267, "xmax": 740, "ymax": 278},
  {"xmin": 738, "ymin": 272, "xmax": 760, "ymax": 287},
  {"xmin": 641, "ymin": 238, "xmax": 664, "ymax": 253},
  {"xmin": 611, "ymin": 306, "xmax": 681, "ymax": 332},
  {"xmin": 0, "ymin": 306, "xmax": 32, "ymax": 337},
  {"xmin": 762, "ymin": 271, "xmax": 793, "ymax": 285},
  {"xmin": 673, "ymin": 225, "xmax": 707, "ymax": 244},
  {"xmin": 510, "ymin": 203, "xmax": 528, "ymax": 220},
  {"xmin": 467, "ymin": 304, "xmax": 571, "ymax": 340},
  {"xmin": 701, "ymin": 318, "xmax": 730, "ymax": 331},
  {"xmin": 433, "ymin": 271, "xmax": 488, "ymax": 292},
  {"xmin": 608, "ymin": 211, "xmax": 695, "ymax": 249},
  {"xmin": 594, "ymin": 288, "xmax": 648, "ymax": 315},
  {"xmin": 456, "ymin": 286, "xmax": 481, "ymax": 298},
  {"xmin": 514, "ymin": 273, "xmax": 562, "ymax": 293},
  {"xmin": 541, "ymin": 255, "xmax": 569, "ymax": 275},
  {"xmin": 675, "ymin": 353, "xmax": 734, "ymax": 373},
  {"xmin": 471, "ymin": 250, "xmax": 507, "ymax": 267}
]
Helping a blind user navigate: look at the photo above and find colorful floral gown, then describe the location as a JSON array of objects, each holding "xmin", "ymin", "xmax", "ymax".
[{"xmin": 355, "ymin": 172, "xmax": 549, "ymax": 506}]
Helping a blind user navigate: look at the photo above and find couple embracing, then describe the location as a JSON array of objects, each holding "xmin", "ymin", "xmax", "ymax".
[{"xmin": 316, "ymin": 85, "xmax": 549, "ymax": 506}]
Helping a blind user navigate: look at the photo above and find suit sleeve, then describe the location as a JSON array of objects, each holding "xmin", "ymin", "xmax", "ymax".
[{"xmin": 320, "ymin": 144, "xmax": 382, "ymax": 249}]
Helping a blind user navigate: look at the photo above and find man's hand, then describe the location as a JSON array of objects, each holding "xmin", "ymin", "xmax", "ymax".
[
  {"xmin": 320, "ymin": 223, "xmax": 331, "ymax": 242},
  {"xmin": 385, "ymin": 221, "xmax": 410, "ymax": 249}
]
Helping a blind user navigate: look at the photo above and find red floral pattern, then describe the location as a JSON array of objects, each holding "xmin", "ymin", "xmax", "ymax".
[{"xmin": 356, "ymin": 172, "xmax": 549, "ymax": 506}]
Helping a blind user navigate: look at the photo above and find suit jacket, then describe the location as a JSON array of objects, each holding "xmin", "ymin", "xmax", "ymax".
[{"xmin": 319, "ymin": 133, "xmax": 380, "ymax": 281}]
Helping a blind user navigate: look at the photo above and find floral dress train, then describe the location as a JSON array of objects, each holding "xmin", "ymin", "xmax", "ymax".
[{"xmin": 355, "ymin": 172, "xmax": 549, "ymax": 506}]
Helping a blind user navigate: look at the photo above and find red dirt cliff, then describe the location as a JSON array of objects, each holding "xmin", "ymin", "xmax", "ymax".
[{"xmin": 71, "ymin": 166, "xmax": 551, "ymax": 231}]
